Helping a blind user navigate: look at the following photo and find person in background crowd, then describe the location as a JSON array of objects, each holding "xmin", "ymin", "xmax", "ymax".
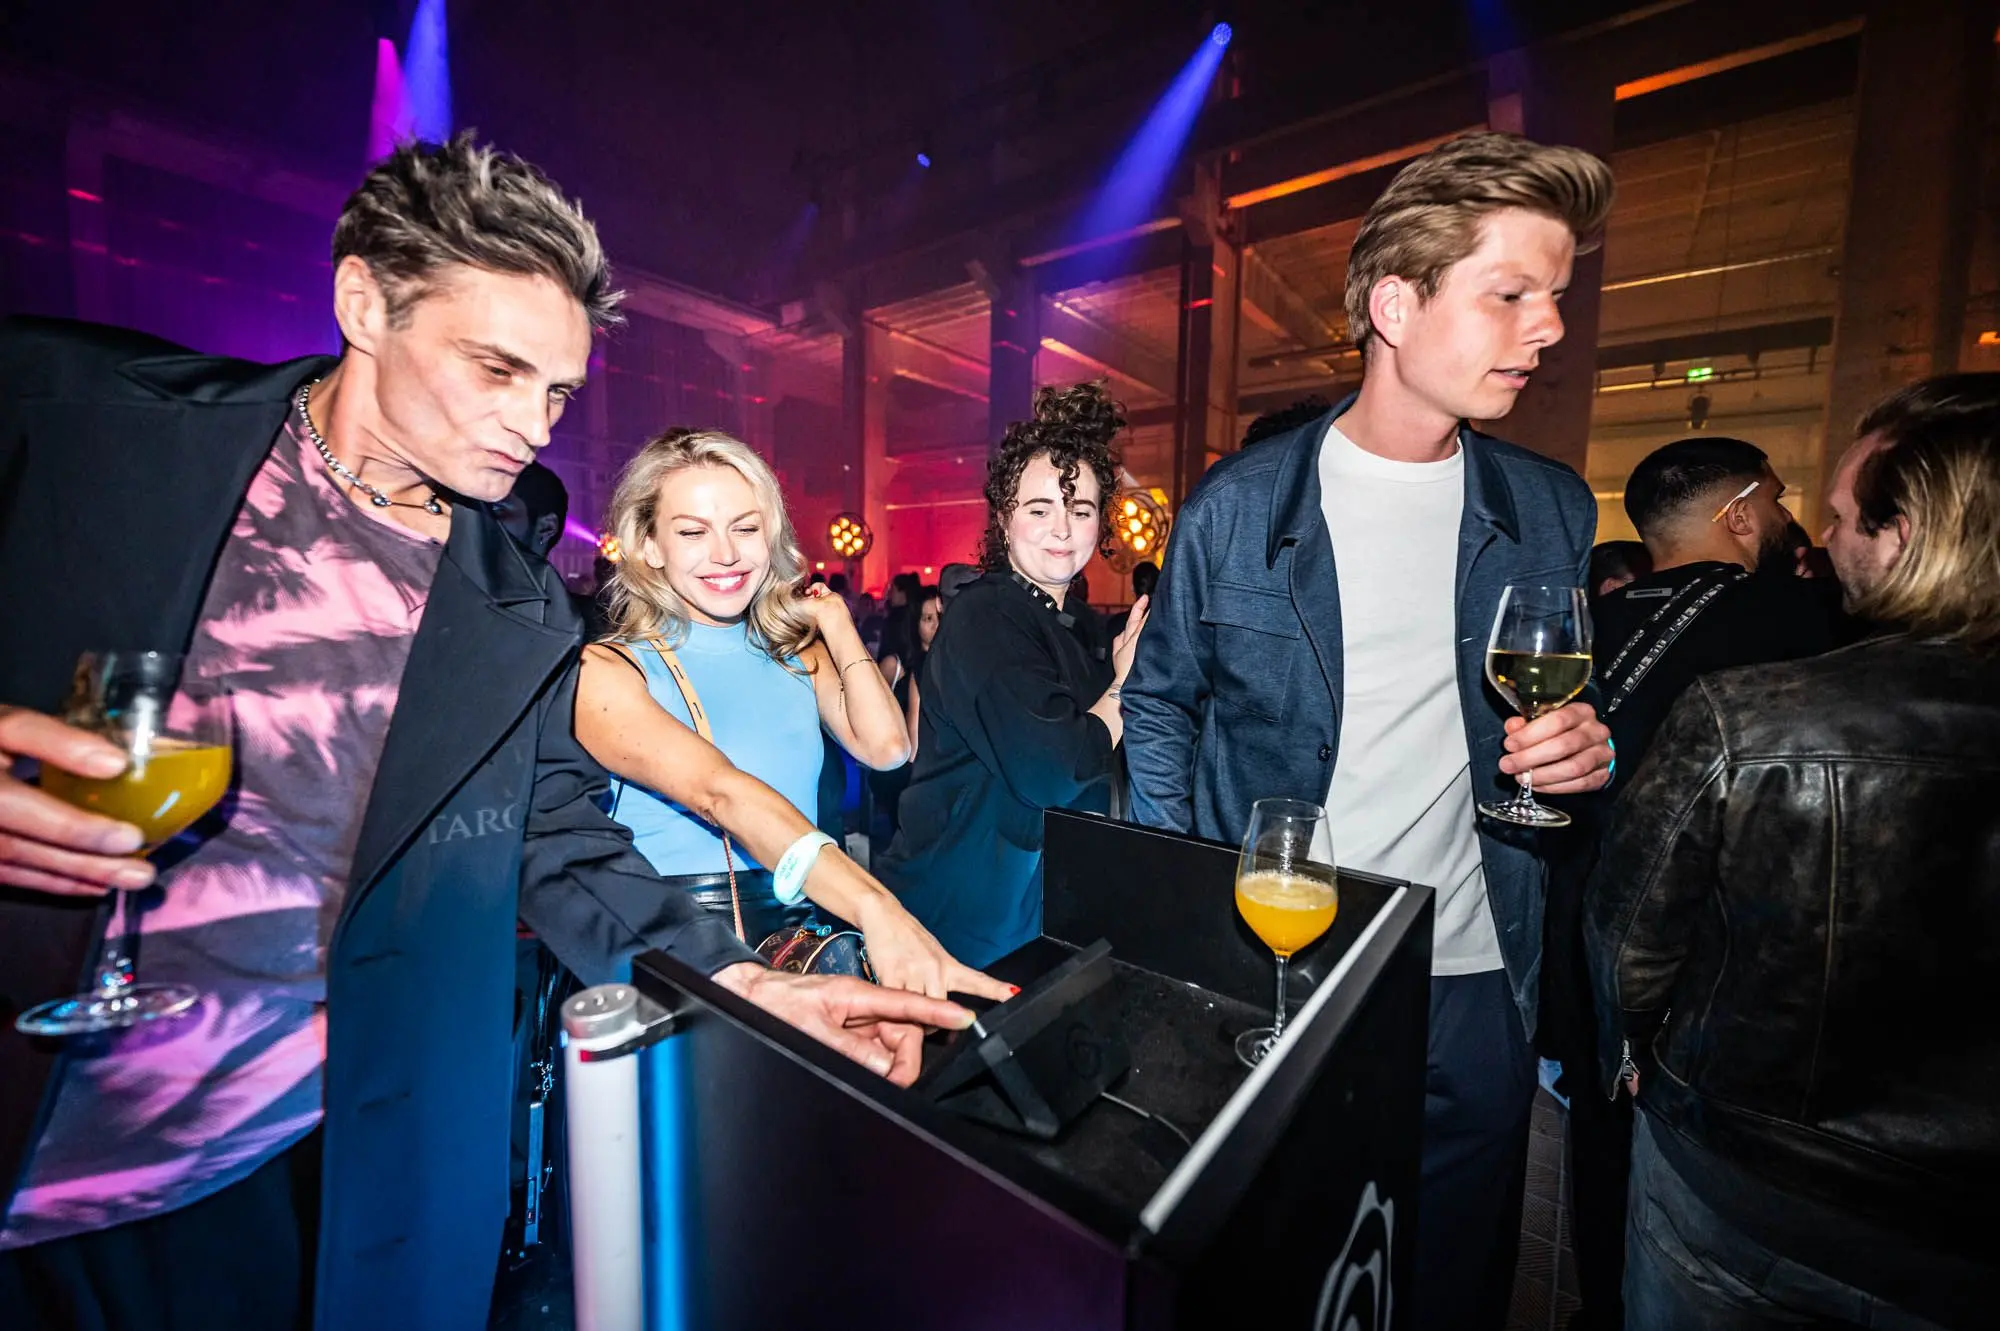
[
  {"xmin": 876, "ymin": 383, "xmax": 1149, "ymax": 968},
  {"xmin": 572, "ymin": 429, "xmax": 1005, "ymax": 1001},
  {"xmin": 868, "ymin": 583, "xmax": 942, "ymax": 837},
  {"xmin": 937, "ymin": 562, "xmax": 980, "ymax": 606},
  {"xmin": 853, "ymin": 591, "xmax": 885, "ymax": 657},
  {"xmin": 585, "ymin": 549, "xmax": 620, "ymax": 638},
  {"xmin": 1779, "ymin": 515, "xmax": 1838, "ymax": 580},
  {"xmin": 1106, "ymin": 560, "xmax": 1158, "ymax": 640},
  {"xmin": 0, "ymin": 134, "xmax": 968, "ymax": 1331},
  {"xmin": 1122, "ymin": 132, "xmax": 1615, "ymax": 1331},
  {"xmin": 1240, "ymin": 394, "xmax": 1334, "ymax": 448},
  {"xmin": 1588, "ymin": 373, "xmax": 2000, "ymax": 1331},
  {"xmin": 878, "ymin": 571, "xmax": 924, "ymax": 678},
  {"xmin": 1547, "ymin": 439, "xmax": 1835, "ymax": 1328},
  {"xmin": 1065, "ymin": 569, "xmax": 1107, "ymax": 661},
  {"xmin": 489, "ymin": 460, "xmax": 568, "ymax": 560},
  {"xmin": 493, "ymin": 461, "xmax": 603, "ymax": 637},
  {"xmin": 1592, "ymin": 436, "xmax": 1841, "ymax": 772},
  {"xmin": 1586, "ymin": 539, "xmax": 1649, "ymax": 599}
]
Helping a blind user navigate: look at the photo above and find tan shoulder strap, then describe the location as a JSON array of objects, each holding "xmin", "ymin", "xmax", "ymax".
[
  {"xmin": 647, "ymin": 637, "xmax": 714, "ymax": 743},
  {"xmin": 645, "ymin": 637, "xmax": 743, "ymax": 942}
]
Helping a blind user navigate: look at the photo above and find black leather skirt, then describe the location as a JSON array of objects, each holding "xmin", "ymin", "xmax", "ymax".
[{"xmin": 663, "ymin": 869, "xmax": 814, "ymax": 945}]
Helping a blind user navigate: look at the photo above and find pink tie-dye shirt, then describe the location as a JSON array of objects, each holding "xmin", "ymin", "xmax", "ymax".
[{"xmin": 1, "ymin": 398, "xmax": 444, "ymax": 1248}]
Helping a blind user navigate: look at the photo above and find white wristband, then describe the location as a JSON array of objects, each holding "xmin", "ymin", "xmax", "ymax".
[{"xmin": 772, "ymin": 830, "xmax": 837, "ymax": 906}]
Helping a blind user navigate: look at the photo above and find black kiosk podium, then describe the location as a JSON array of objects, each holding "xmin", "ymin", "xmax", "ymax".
[{"xmin": 562, "ymin": 812, "xmax": 1433, "ymax": 1330}]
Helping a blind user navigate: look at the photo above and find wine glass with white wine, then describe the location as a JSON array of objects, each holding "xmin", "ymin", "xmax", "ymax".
[
  {"xmin": 1478, "ymin": 585, "xmax": 1592, "ymax": 829},
  {"xmin": 15, "ymin": 651, "xmax": 233, "ymax": 1037}
]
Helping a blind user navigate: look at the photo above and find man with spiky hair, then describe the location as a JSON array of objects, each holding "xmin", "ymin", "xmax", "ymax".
[{"xmin": 0, "ymin": 134, "xmax": 968, "ymax": 1330}]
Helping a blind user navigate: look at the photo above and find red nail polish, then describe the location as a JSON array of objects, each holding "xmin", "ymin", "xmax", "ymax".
[{"xmin": 1007, "ymin": 985, "xmax": 1021, "ymax": 996}]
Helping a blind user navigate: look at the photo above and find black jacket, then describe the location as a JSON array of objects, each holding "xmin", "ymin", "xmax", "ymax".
[
  {"xmin": 875, "ymin": 573, "xmax": 1114, "ymax": 968},
  {"xmin": 0, "ymin": 318, "xmax": 755, "ymax": 1328},
  {"xmin": 1586, "ymin": 635, "xmax": 2000, "ymax": 1269},
  {"xmin": 1592, "ymin": 560, "xmax": 1843, "ymax": 772}
]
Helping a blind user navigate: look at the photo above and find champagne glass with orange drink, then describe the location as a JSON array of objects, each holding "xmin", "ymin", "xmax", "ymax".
[
  {"xmin": 1233, "ymin": 798, "xmax": 1338, "ymax": 1068},
  {"xmin": 15, "ymin": 652, "xmax": 233, "ymax": 1037}
]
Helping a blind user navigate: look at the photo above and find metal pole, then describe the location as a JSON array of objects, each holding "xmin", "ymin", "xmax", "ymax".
[{"xmin": 562, "ymin": 984, "xmax": 670, "ymax": 1331}]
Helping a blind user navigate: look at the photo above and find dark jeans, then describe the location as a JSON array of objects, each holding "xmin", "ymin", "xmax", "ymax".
[
  {"xmin": 1625, "ymin": 1114, "xmax": 1948, "ymax": 1331},
  {"xmin": 1556, "ymin": 1061, "xmax": 1633, "ymax": 1330},
  {"xmin": 0, "ymin": 1128, "xmax": 321, "ymax": 1331},
  {"xmin": 1536, "ymin": 792, "xmax": 1632, "ymax": 1329},
  {"xmin": 1413, "ymin": 969, "xmax": 1539, "ymax": 1331}
]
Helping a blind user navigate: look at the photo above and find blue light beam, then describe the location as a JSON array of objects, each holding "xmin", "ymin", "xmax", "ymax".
[
  {"xmin": 1072, "ymin": 28, "xmax": 1231, "ymax": 248},
  {"xmin": 404, "ymin": 0, "xmax": 453, "ymax": 142}
]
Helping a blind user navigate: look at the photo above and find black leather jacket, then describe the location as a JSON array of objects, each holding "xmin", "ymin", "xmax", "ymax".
[{"xmin": 1586, "ymin": 636, "xmax": 2000, "ymax": 1254}]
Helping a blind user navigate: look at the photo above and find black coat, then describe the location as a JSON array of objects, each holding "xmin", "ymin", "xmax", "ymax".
[
  {"xmin": 875, "ymin": 573, "xmax": 1115, "ymax": 967},
  {"xmin": 0, "ymin": 318, "xmax": 754, "ymax": 1329}
]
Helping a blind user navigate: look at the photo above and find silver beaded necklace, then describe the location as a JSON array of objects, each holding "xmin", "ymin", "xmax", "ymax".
[{"xmin": 296, "ymin": 379, "xmax": 445, "ymax": 516}]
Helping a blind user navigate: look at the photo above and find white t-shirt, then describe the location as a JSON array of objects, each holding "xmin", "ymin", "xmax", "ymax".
[{"xmin": 1318, "ymin": 421, "xmax": 1502, "ymax": 975}]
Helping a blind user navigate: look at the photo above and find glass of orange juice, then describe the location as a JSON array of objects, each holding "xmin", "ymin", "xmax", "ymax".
[
  {"xmin": 16, "ymin": 652, "xmax": 233, "ymax": 1037},
  {"xmin": 1234, "ymin": 798, "xmax": 1337, "ymax": 1068}
]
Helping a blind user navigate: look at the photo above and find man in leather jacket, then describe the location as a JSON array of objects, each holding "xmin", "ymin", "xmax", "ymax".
[{"xmin": 1586, "ymin": 373, "xmax": 2000, "ymax": 1330}]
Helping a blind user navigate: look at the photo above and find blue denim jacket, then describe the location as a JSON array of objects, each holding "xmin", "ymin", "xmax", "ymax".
[{"xmin": 1121, "ymin": 400, "xmax": 1596, "ymax": 1035}]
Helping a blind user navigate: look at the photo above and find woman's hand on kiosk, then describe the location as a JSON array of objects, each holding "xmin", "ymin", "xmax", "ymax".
[
  {"xmin": 715, "ymin": 963, "xmax": 976, "ymax": 1086},
  {"xmin": 853, "ymin": 895, "xmax": 1016, "ymax": 1003}
]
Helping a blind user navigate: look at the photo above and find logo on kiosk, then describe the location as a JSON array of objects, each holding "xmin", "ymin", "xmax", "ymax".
[{"xmin": 1314, "ymin": 1181, "xmax": 1394, "ymax": 1330}]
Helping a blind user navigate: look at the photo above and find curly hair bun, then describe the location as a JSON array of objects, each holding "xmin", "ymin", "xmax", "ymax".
[
  {"xmin": 1030, "ymin": 382, "xmax": 1125, "ymax": 444},
  {"xmin": 979, "ymin": 381, "xmax": 1128, "ymax": 571}
]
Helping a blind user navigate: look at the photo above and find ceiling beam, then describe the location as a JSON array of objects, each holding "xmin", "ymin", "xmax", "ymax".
[
  {"xmin": 868, "ymin": 319, "xmax": 989, "ymax": 401},
  {"xmin": 894, "ymin": 367, "xmax": 989, "ymax": 404},
  {"xmin": 1612, "ymin": 31, "xmax": 1859, "ymax": 151},
  {"xmin": 624, "ymin": 273, "xmax": 775, "ymax": 339},
  {"xmin": 1614, "ymin": 16, "xmax": 1864, "ymax": 100},
  {"xmin": 1235, "ymin": 162, "xmax": 1399, "ymax": 248},
  {"xmin": 1597, "ymin": 315, "xmax": 1834, "ymax": 372},
  {"xmin": 1218, "ymin": 68, "xmax": 1488, "ymax": 209},
  {"xmin": 1238, "ymin": 246, "xmax": 1344, "ymax": 348},
  {"xmin": 1024, "ymin": 225, "xmax": 1188, "ymax": 298},
  {"xmin": 1038, "ymin": 298, "xmax": 1175, "ymax": 399}
]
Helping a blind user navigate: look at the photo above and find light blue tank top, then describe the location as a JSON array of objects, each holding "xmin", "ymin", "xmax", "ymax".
[{"xmin": 605, "ymin": 622, "xmax": 824, "ymax": 880}]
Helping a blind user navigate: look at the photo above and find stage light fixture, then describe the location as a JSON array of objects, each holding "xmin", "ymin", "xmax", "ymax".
[
  {"xmin": 916, "ymin": 152, "xmax": 932, "ymax": 169},
  {"xmin": 828, "ymin": 512, "xmax": 874, "ymax": 560},
  {"xmin": 597, "ymin": 532, "xmax": 623, "ymax": 564},
  {"xmin": 1105, "ymin": 488, "xmax": 1170, "ymax": 573},
  {"xmin": 1211, "ymin": 22, "xmax": 1233, "ymax": 46}
]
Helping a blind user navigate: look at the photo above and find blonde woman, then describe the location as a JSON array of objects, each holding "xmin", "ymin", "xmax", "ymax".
[{"xmin": 574, "ymin": 428, "xmax": 1008, "ymax": 1001}]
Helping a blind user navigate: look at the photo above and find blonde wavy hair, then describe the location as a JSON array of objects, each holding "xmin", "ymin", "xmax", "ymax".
[{"xmin": 602, "ymin": 428, "xmax": 819, "ymax": 665}]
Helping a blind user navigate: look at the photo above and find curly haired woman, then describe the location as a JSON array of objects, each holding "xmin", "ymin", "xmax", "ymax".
[{"xmin": 874, "ymin": 384, "xmax": 1150, "ymax": 967}]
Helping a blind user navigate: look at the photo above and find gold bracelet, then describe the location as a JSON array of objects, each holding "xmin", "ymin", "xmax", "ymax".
[{"xmin": 839, "ymin": 658, "xmax": 876, "ymax": 677}]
